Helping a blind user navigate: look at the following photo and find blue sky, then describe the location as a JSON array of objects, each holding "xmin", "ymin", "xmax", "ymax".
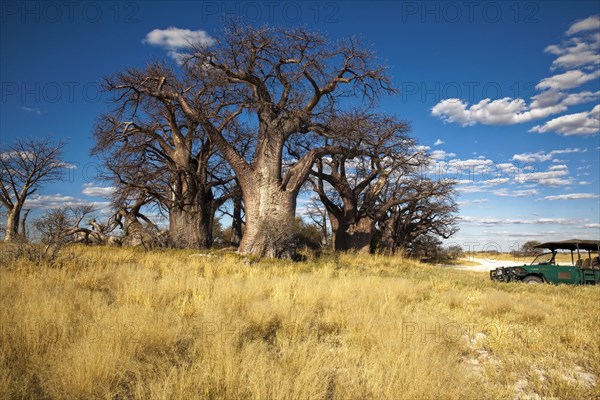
[{"xmin": 1, "ymin": 1, "xmax": 599, "ymax": 250}]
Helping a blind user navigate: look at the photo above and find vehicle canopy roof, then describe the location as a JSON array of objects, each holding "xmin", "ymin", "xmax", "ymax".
[{"xmin": 535, "ymin": 239, "xmax": 600, "ymax": 252}]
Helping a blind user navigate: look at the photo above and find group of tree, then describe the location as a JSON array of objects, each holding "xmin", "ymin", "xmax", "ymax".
[{"xmin": 1, "ymin": 24, "xmax": 458, "ymax": 259}]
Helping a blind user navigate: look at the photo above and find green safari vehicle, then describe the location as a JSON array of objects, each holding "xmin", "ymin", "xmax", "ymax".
[{"xmin": 490, "ymin": 239, "xmax": 600, "ymax": 285}]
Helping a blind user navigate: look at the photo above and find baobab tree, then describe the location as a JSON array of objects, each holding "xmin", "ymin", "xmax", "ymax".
[
  {"xmin": 377, "ymin": 178, "xmax": 459, "ymax": 253},
  {"xmin": 0, "ymin": 137, "xmax": 65, "ymax": 241},
  {"xmin": 309, "ymin": 114, "xmax": 430, "ymax": 252},
  {"xmin": 104, "ymin": 23, "xmax": 393, "ymax": 257},
  {"xmin": 93, "ymin": 66, "xmax": 236, "ymax": 249}
]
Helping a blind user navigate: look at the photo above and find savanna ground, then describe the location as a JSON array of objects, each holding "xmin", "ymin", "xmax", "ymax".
[{"xmin": 1, "ymin": 244, "xmax": 598, "ymax": 399}]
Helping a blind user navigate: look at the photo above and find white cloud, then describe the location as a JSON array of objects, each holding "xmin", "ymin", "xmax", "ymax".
[
  {"xmin": 546, "ymin": 16, "xmax": 600, "ymax": 70},
  {"xmin": 529, "ymin": 104, "xmax": 600, "ymax": 136},
  {"xmin": 431, "ymin": 99, "xmax": 472, "ymax": 125},
  {"xmin": 481, "ymin": 230, "xmax": 546, "ymax": 238},
  {"xmin": 54, "ymin": 161, "xmax": 77, "ymax": 170},
  {"xmin": 544, "ymin": 193, "xmax": 599, "ymax": 200},
  {"xmin": 548, "ymin": 41, "xmax": 600, "ymax": 70},
  {"xmin": 82, "ymin": 183, "xmax": 116, "ymax": 198},
  {"xmin": 566, "ymin": 15, "xmax": 600, "ymax": 36},
  {"xmin": 21, "ymin": 106, "xmax": 42, "ymax": 115},
  {"xmin": 492, "ymin": 188, "xmax": 538, "ymax": 197},
  {"xmin": 434, "ymin": 139, "xmax": 445, "ymax": 146},
  {"xmin": 457, "ymin": 199, "xmax": 489, "ymax": 206},
  {"xmin": 536, "ymin": 69, "xmax": 600, "ymax": 91},
  {"xmin": 456, "ymin": 185, "xmax": 488, "ymax": 194},
  {"xmin": 511, "ymin": 147, "xmax": 585, "ymax": 163},
  {"xmin": 482, "ymin": 178, "xmax": 510, "ymax": 186},
  {"xmin": 460, "ymin": 216, "xmax": 583, "ymax": 226},
  {"xmin": 561, "ymin": 90, "xmax": 600, "ymax": 106},
  {"xmin": 430, "ymin": 93, "xmax": 597, "ymax": 127},
  {"xmin": 430, "ymin": 149, "xmax": 456, "ymax": 160},
  {"xmin": 25, "ymin": 194, "xmax": 110, "ymax": 210},
  {"xmin": 143, "ymin": 27, "xmax": 215, "ymax": 62},
  {"xmin": 431, "ymin": 15, "xmax": 600, "ymax": 133},
  {"xmin": 518, "ymin": 165, "xmax": 573, "ymax": 186},
  {"xmin": 511, "ymin": 152, "xmax": 551, "ymax": 163}
]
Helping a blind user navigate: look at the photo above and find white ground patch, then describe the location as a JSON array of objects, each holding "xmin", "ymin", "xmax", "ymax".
[{"xmin": 449, "ymin": 258, "xmax": 527, "ymax": 272}]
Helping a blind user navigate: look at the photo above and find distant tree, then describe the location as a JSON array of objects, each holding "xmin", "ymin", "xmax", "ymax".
[
  {"xmin": 69, "ymin": 204, "xmax": 97, "ymax": 228},
  {"xmin": 377, "ymin": 178, "xmax": 458, "ymax": 253},
  {"xmin": 309, "ymin": 113, "xmax": 422, "ymax": 252},
  {"xmin": 33, "ymin": 208, "xmax": 73, "ymax": 256},
  {"xmin": 0, "ymin": 137, "xmax": 65, "ymax": 241},
  {"xmin": 521, "ymin": 240, "xmax": 542, "ymax": 256},
  {"xmin": 294, "ymin": 217, "xmax": 323, "ymax": 250},
  {"xmin": 109, "ymin": 191, "xmax": 162, "ymax": 247},
  {"xmin": 304, "ymin": 195, "xmax": 329, "ymax": 248},
  {"xmin": 445, "ymin": 244, "xmax": 464, "ymax": 260},
  {"xmin": 407, "ymin": 234, "xmax": 443, "ymax": 260}
]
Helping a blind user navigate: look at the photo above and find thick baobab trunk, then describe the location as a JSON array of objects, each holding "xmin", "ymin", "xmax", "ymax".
[
  {"xmin": 168, "ymin": 164, "xmax": 215, "ymax": 249},
  {"xmin": 169, "ymin": 204, "xmax": 212, "ymax": 249},
  {"xmin": 329, "ymin": 214, "xmax": 375, "ymax": 253},
  {"xmin": 378, "ymin": 214, "xmax": 399, "ymax": 253},
  {"xmin": 238, "ymin": 183, "xmax": 297, "ymax": 258},
  {"xmin": 235, "ymin": 134, "xmax": 301, "ymax": 259},
  {"xmin": 4, "ymin": 205, "xmax": 21, "ymax": 242}
]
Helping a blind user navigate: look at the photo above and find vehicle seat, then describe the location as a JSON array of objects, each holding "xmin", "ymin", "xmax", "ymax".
[
  {"xmin": 575, "ymin": 259, "xmax": 583, "ymax": 268},
  {"xmin": 592, "ymin": 257, "xmax": 600, "ymax": 270},
  {"xmin": 581, "ymin": 258, "xmax": 591, "ymax": 269}
]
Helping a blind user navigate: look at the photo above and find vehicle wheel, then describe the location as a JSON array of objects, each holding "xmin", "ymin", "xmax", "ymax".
[{"xmin": 523, "ymin": 276, "xmax": 543, "ymax": 284}]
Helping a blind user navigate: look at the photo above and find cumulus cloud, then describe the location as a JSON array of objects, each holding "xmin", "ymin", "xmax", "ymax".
[
  {"xmin": 460, "ymin": 216, "xmax": 583, "ymax": 226},
  {"xmin": 511, "ymin": 147, "xmax": 586, "ymax": 163},
  {"xmin": 143, "ymin": 27, "xmax": 215, "ymax": 62},
  {"xmin": 544, "ymin": 193, "xmax": 600, "ymax": 200},
  {"xmin": 431, "ymin": 91, "xmax": 600, "ymax": 127},
  {"xmin": 545, "ymin": 40, "xmax": 600, "ymax": 70},
  {"xmin": 431, "ymin": 99, "xmax": 472, "ymax": 125},
  {"xmin": 457, "ymin": 199, "xmax": 489, "ymax": 206},
  {"xmin": 455, "ymin": 185, "xmax": 489, "ymax": 194},
  {"xmin": 536, "ymin": 69, "xmax": 600, "ymax": 91},
  {"xmin": 25, "ymin": 194, "xmax": 110, "ymax": 210},
  {"xmin": 430, "ymin": 149, "xmax": 456, "ymax": 160},
  {"xmin": 517, "ymin": 164, "xmax": 573, "ymax": 186},
  {"xmin": 431, "ymin": 15, "xmax": 600, "ymax": 134},
  {"xmin": 82, "ymin": 183, "xmax": 116, "ymax": 197},
  {"xmin": 546, "ymin": 16, "xmax": 599, "ymax": 70},
  {"xmin": 566, "ymin": 15, "xmax": 600, "ymax": 36},
  {"xmin": 434, "ymin": 139, "xmax": 445, "ymax": 146},
  {"xmin": 492, "ymin": 188, "xmax": 538, "ymax": 197},
  {"xmin": 529, "ymin": 104, "xmax": 600, "ymax": 136}
]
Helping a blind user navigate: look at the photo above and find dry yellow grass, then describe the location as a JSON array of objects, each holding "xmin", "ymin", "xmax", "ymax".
[{"xmin": 1, "ymin": 244, "xmax": 598, "ymax": 399}]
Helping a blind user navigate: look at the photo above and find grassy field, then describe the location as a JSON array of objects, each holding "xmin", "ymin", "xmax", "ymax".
[{"xmin": 1, "ymin": 245, "xmax": 598, "ymax": 399}]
